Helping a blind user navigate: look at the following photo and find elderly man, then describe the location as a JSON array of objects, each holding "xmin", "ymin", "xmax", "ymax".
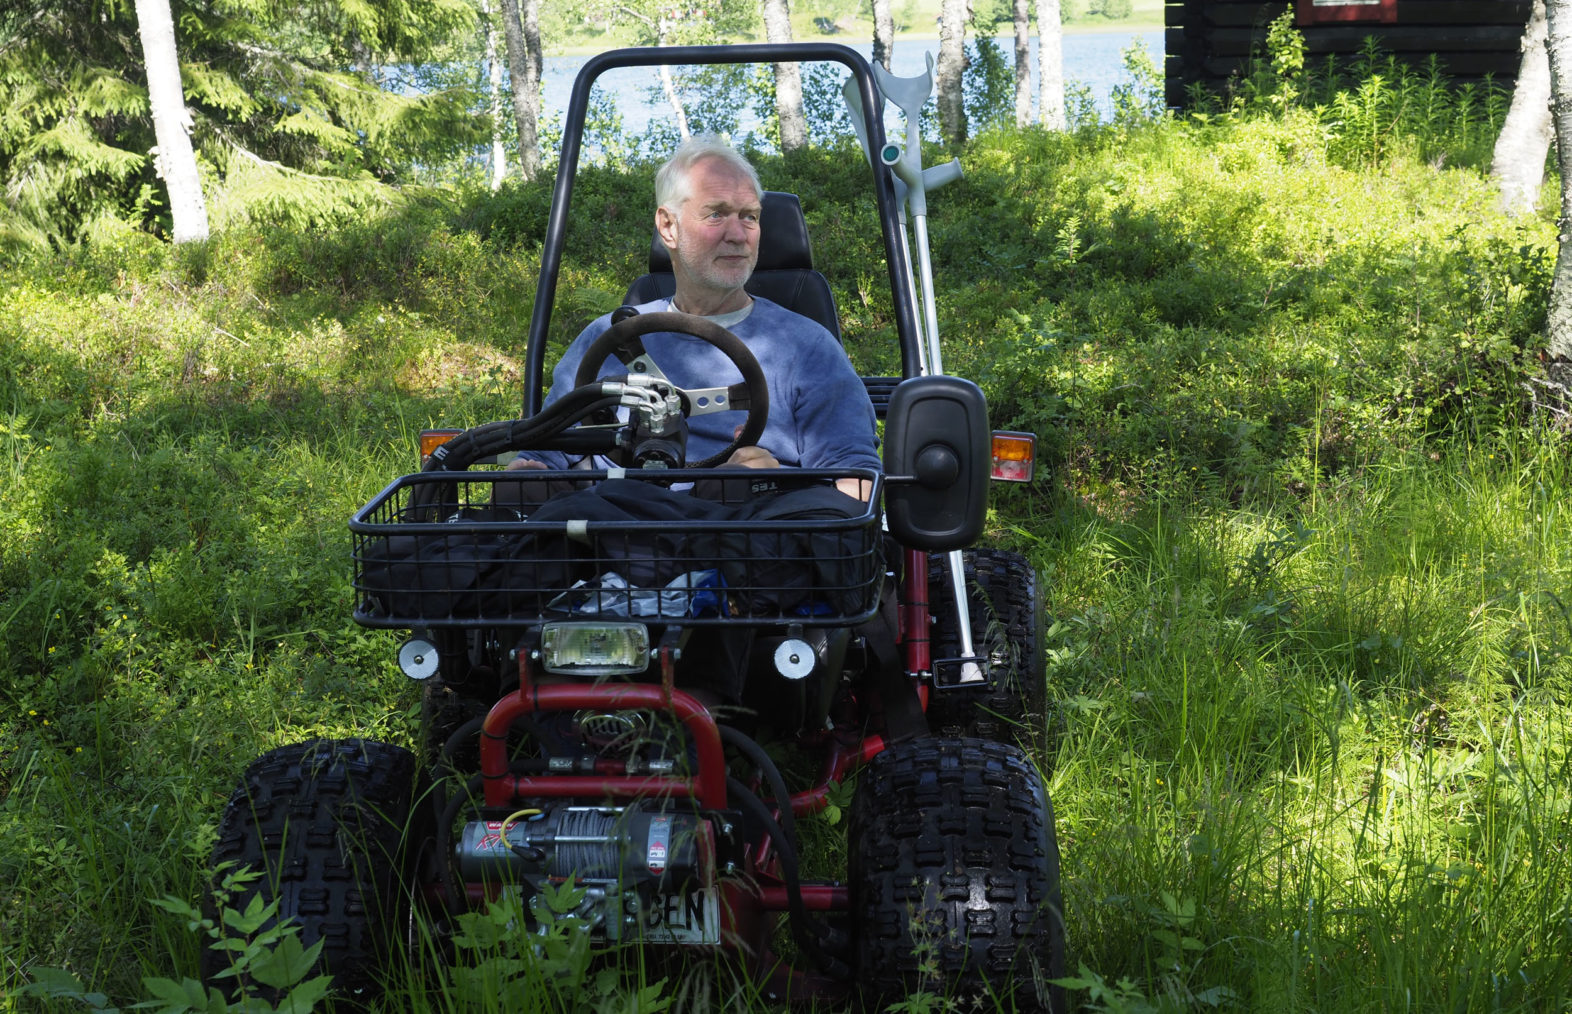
[{"xmin": 513, "ymin": 138, "xmax": 878, "ymax": 498}]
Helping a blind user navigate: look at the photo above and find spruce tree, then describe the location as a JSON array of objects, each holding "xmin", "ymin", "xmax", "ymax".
[{"xmin": 0, "ymin": 0, "xmax": 481, "ymax": 246}]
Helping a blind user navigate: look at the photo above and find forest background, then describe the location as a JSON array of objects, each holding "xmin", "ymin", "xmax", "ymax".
[{"xmin": 5, "ymin": 0, "xmax": 1572, "ymax": 1011}]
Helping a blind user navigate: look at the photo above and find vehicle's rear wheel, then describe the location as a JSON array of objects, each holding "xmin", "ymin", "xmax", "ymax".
[
  {"xmin": 206, "ymin": 738, "xmax": 420, "ymax": 1004},
  {"xmin": 849, "ymin": 737, "xmax": 1066, "ymax": 1013},
  {"xmin": 926, "ymin": 549, "xmax": 1047, "ymax": 745}
]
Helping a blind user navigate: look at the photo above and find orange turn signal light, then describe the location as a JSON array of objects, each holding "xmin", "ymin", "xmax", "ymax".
[
  {"xmin": 990, "ymin": 431, "xmax": 1036, "ymax": 483},
  {"xmin": 419, "ymin": 428, "xmax": 463, "ymax": 466}
]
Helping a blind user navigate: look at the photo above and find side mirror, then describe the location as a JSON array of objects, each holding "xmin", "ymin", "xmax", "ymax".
[{"xmin": 882, "ymin": 376, "xmax": 989, "ymax": 550}]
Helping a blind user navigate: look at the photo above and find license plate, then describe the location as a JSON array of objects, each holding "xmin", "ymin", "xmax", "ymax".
[{"xmin": 641, "ymin": 887, "xmax": 720, "ymax": 945}]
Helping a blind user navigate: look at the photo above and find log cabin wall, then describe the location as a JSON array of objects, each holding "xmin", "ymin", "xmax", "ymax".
[{"xmin": 1165, "ymin": 0, "xmax": 1533, "ymax": 107}]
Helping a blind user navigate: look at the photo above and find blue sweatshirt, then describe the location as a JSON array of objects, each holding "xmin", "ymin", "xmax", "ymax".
[{"xmin": 531, "ymin": 296, "xmax": 880, "ymax": 472}]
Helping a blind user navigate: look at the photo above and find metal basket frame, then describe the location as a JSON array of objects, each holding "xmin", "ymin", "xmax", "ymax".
[{"xmin": 350, "ymin": 468, "xmax": 883, "ymax": 629}]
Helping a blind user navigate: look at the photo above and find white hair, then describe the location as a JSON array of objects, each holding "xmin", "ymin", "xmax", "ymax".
[{"xmin": 654, "ymin": 138, "xmax": 763, "ymax": 212}]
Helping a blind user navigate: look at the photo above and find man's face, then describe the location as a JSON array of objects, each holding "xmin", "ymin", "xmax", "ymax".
[{"xmin": 656, "ymin": 157, "xmax": 761, "ymax": 308}]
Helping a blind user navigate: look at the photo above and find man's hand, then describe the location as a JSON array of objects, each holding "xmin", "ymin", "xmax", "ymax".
[
  {"xmin": 726, "ymin": 427, "xmax": 870, "ymax": 501},
  {"xmin": 505, "ymin": 455, "xmax": 548, "ymax": 471},
  {"xmin": 726, "ymin": 444, "xmax": 780, "ymax": 469},
  {"xmin": 726, "ymin": 423, "xmax": 780, "ymax": 469},
  {"xmin": 835, "ymin": 476, "xmax": 872, "ymax": 502}
]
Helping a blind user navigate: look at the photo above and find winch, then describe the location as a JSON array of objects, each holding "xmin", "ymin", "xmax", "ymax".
[{"xmin": 455, "ymin": 804, "xmax": 707, "ymax": 887}]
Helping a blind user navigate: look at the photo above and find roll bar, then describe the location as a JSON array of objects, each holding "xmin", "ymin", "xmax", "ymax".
[{"xmin": 521, "ymin": 43, "xmax": 923, "ymax": 416}]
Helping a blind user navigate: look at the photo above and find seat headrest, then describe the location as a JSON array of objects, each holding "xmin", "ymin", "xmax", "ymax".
[{"xmin": 647, "ymin": 191, "xmax": 814, "ymax": 274}]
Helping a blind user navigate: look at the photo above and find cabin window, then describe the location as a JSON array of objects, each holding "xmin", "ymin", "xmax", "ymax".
[{"xmin": 1295, "ymin": 0, "xmax": 1397, "ymax": 24}]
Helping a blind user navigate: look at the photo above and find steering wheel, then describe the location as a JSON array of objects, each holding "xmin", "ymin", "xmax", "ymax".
[{"xmin": 573, "ymin": 311, "xmax": 769, "ymax": 469}]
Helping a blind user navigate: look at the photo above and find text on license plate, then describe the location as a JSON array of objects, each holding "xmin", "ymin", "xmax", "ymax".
[{"xmin": 642, "ymin": 887, "xmax": 720, "ymax": 945}]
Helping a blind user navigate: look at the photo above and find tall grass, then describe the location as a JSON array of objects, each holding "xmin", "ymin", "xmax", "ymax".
[
  {"xmin": 3, "ymin": 55, "xmax": 1570, "ymax": 1010},
  {"xmin": 1031, "ymin": 432, "xmax": 1572, "ymax": 1009}
]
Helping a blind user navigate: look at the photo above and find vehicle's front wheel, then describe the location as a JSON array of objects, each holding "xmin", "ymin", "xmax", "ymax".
[
  {"xmin": 205, "ymin": 738, "xmax": 420, "ymax": 1004},
  {"xmin": 849, "ymin": 736, "xmax": 1066, "ymax": 1013}
]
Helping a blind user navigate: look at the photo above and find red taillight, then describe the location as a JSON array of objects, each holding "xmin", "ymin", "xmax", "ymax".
[{"xmin": 990, "ymin": 432, "xmax": 1035, "ymax": 483}]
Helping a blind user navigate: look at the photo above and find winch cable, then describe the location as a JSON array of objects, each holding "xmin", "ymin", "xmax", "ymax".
[{"xmin": 725, "ymin": 776, "xmax": 848, "ymax": 978}]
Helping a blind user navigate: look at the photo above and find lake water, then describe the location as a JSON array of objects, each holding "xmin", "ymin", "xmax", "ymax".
[{"xmin": 539, "ymin": 30, "xmax": 1164, "ymax": 141}]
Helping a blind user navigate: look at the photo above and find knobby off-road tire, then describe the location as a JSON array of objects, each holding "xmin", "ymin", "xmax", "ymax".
[
  {"xmin": 926, "ymin": 548, "xmax": 1047, "ymax": 744},
  {"xmin": 849, "ymin": 737, "xmax": 1066, "ymax": 1013},
  {"xmin": 206, "ymin": 738, "xmax": 420, "ymax": 1003}
]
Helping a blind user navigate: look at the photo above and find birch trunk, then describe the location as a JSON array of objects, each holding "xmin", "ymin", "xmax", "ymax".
[
  {"xmin": 936, "ymin": 0, "xmax": 971, "ymax": 146},
  {"xmin": 498, "ymin": 0, "xmax": 542, "ymax": 181},
  {"xmin": 1036, "ymin": 0, "xmax": 1065, "ymax": 129},
  {"xmin": 657, "ymin": 15, "xmax": 691, "ymax": 140},
  {"xmin": 134, "ymin": 0, "xmax": 208, "ymax": 242},
  {"xmin": 484, "ymin": 0, "xmax": 506, "ymax": 190},
  {"xmin": 1492, "ymin": 0, "xmax": 1551, "ymax": 216},
  {"xmin": 1545, "ymin": 0, "xmax": 1572, "ymax": 366},
  {"xmin": 520, "ymin": 0, "xmax": 542, "ymax": 180},
  {"xmin": 871, "ymin": 0, "xmax": 895, "ymax": 70},
  {"xmin": 763, "ymin": 0, "xmax": 806, "ymax": 151},
  {"xmin": 1013, "ymin": 0, "xmax": 1032, "ymax": 127}
]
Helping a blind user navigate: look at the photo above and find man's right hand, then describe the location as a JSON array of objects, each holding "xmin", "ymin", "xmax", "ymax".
[
  {"xmin": 726, "ymin": 423, "xmax": 780, "ymax": 470},
  {"xmin": 505, "ymin": 455, "xmax": 548, "ymax": 471},
  {"xmin": 726, "ymin": 444, "xmax": 780, "ymax": 469}
]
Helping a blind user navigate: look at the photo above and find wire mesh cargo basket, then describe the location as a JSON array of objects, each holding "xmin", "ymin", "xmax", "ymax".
[{"xmin": 350, "ymin": 469, "xmax": 884, "ymax": 629}]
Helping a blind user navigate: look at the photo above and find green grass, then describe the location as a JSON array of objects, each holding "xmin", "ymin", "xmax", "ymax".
[
  {"xmin": 1029, "ymin": 436, "xmax": 1572, "ymax": 1009},
  {"xmin": 3, "ymin": 78, "xmax": 1570, "ymax": 1010}
]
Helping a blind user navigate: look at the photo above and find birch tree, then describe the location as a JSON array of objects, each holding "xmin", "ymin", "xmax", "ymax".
[
  {"xmin": 935, "ymin": 0, "xmax": 972, "ymax": 145},
  {"xmin": 483, "ymin": 0, "xmax": 507, "ymax": 189},
  {"xmin": 499, "ymin": 0, "xmax": 542, "ymax": 180},
  {"xmin": 1544, "ymin": 0, "xmax": 1572, "ymax": 379},
  {"xmin": 1540, "ymin": 0, "xmax": 1572, "ymax": 399},
  {"xmin": 762, "ymin": 0, "xmax": 807, "ymax": 152},
  {"xmin": 613, "ymin": 4, "xmax": 691, "ymax": 138},
  {"xmin": 1491, "ymin": 0, "xmax": 1551, "ymax": 216},
  {"xmin": 1037, "ymin": 0, "xmax": 1066, "ymax": 128},
  {"xmin": 871, "ymin": 0, "xmax": 894, "ymax": 70},
  {"xmin": 134, "ymin": 0, "xmax": 208, "ymax": 242},
  {"xmin": 1013, "ymin": 0, "xmax": 1031, "ymax": 126},
  {"xmin": 607, "ymin": 0, "xmax": 755, "ymax": 141}
]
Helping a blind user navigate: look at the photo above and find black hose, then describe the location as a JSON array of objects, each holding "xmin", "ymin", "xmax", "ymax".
[
  {"xmin": 725, "ymin": 775, "xmax": 849, "ymax": 979},
  {"xmin": 425, "ymin": 386, "xmax": 624, "ymax": 473},
  {"xmin": 440, "ymin": 710, "xmax": 570, "ymax": 772},
  {"xmin": 440, "ymin": 716, "xmax": 486, "ymax": 772},
  {"xmin": 436, "ymin": 773, "xmax": 485, "ymax": 911},
  {"xmin": 717, "ymin": 725, "xmax": 798, "ymax": 852}
]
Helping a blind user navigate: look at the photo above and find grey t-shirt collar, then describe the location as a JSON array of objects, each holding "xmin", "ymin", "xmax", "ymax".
[{"xmin": 666, "ymin": 298, "xmax": 754, "ymax": 330}]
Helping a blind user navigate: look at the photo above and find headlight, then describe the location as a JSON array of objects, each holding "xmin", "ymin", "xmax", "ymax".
[{"xmin": 540, "ymin": 622, "xmax": 650, "ymax": 677}]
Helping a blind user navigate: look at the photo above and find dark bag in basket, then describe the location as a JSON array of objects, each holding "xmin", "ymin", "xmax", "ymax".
[
  {"xmin": 524, "ymin": 478, "xmax": 731, "ymax": 589},
  {"xmin": 719, "ymin": 484, "xmax": 877, "ymax": 616}
]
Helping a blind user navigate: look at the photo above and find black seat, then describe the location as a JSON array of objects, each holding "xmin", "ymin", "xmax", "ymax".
[{"xmin": 622, "ymin": 191, "xmax": 843, "ymax": 341}]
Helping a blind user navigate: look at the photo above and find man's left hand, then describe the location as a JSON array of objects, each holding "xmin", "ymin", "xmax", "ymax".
[
  {"xmin": 726, "ymin": 444, "xmax": 780, "ymax": 469},
  {"xmin": 726, "ymin": 426, "xmax": 870, "ymax": 501}
]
